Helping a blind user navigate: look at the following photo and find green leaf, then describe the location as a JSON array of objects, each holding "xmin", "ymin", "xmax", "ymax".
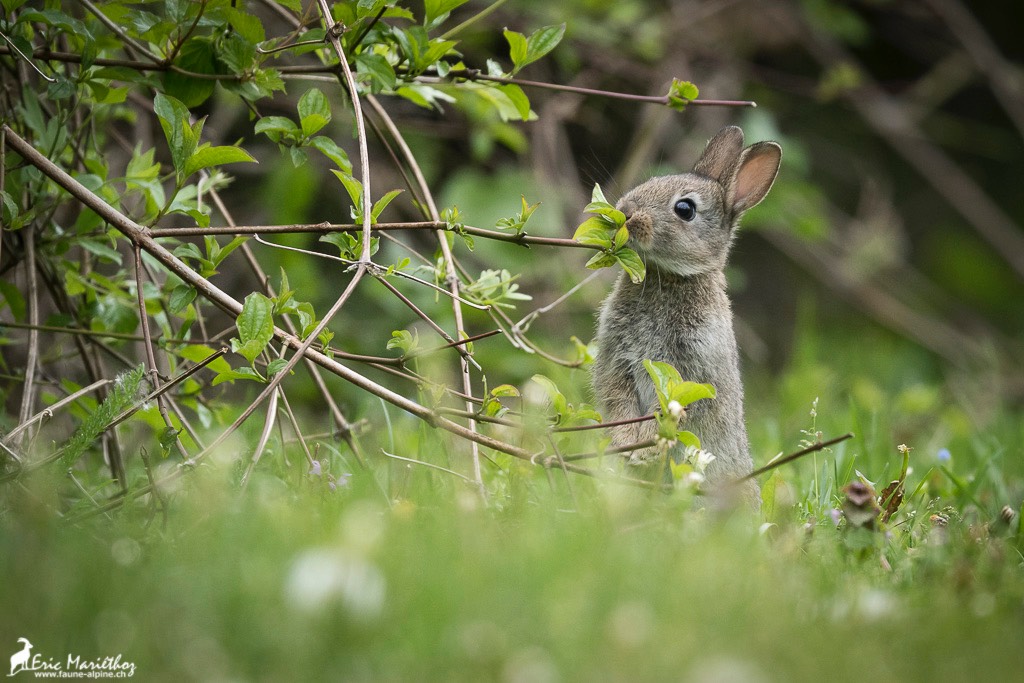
[
  {"xmin": 183, "ymin": 145, "xmax": 257, "ymax": 180},
  {"xmin": 498, "ymin": 84, "xmax": 531, "ymax": 120},
  {"xmin": 0, "ymin": 279, "xmax": 25, "ymax": 318},
  {"xmin": 584, "ymin": 203, "xmax": 626, "ymax": 225},
  {"xmin": 79, "ymin": 238, "xmax": 122, "ymax": 265},
  {"xmin": 332, "ymin": 170, "xmax": 363, "ymax": 209},
  {"xmin": 371, "ymin": 190, "xmax": 403, "ymax": 222},
  {"xmin": 490, "ymin": 384, "xmax": 521, "ymax": 398},
  {"xmin": 591, "ymin": 184, "xmax": 608, "ymax": 205},
  {"xmin": 504, "ymin": 29, "xmax": 528, "ymax": 71},
  {"xmin": 356, "ymin": 52, "xmax": 397, "ymax": 93},
  {"xmin": 153, "ymin": 92, "xmax": 196, "ymax": 179},
  {"xmin": 677, "ymin": 430, "xmax": 701, "ymax": 450},
  {"xmin": 227, "ymin": 7, "xmax": 266, "ymax": 44},
  {"xmin": 232, "ymin": 292, "xmax": 274, "ymax": 364},
  {"xmin": 644, "ymin": 359, "xmax": 683, "ymax": 398},
  {"xmin": 423, "ymin": 0, "xmax": 469, "ymax": 26},
  {"xmin": 266, "ymin": 358, "xmax": 289, "ymax": 377},
  {"xmin": 667, "ymin": 78, "xmax": 700, "ymax": 111},
  {"xmin": 309, "ymin": 136, "xmax": 352, "ymax": 172},
  {"xmin": 530, "ymin": 374, "xmax": 568, "ymax": 419},
  {"xmin": 523, "ymin": 24, "xmax": 565, "ymax": 68},
  {"xmin": 613, "ymin": 225, "xmax": 629, "ymax": 250},
  {"xmin": 211, "ymin": 367, "xmax": 265, "ymax": 385},
  {"xmin": 573, "ymin": 216, "xmax": 615, "ymax": 246},
  {"xmin": 177, "ymin": 344, "xmax": 232, "ymax": 375},
  {"xmin": 585, "ymin": 252, "xmax": 617, "ymax": 270},
  {"xmin": 386, "ymin": 329, "xmax": 418, "ymax": 354},
  {"xmin": 254, "ymin": 116, "xmax": 300, "ymax": 137},
  {"xmin": 163, "ymin": 38, "xmax": 216, "ymax": 108},
  {"xmin": 670, "ymin": 381, "xmax": 716, "ymax": 407},
  {"xmin": 614, "ymin": 248, "xmax": 646, "ymax": 284},
  {"xmin": 298, "ymin": 88, "xmax": 332, "ymax": 137},
  {"xmin": 168, "ymin": 284, "xmax": 197, "ymax": 313}
]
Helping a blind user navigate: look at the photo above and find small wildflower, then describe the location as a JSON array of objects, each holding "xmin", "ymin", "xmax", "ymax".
[
  {"xmin": 936, "ymin": 448, "xmax": 951, "ymax": 462},
  {"xmin": 309, "ymin": 460, "xmax": 322, "ymax": 477},
  {"xmin": 841, "ymin": 480, "xmax": 881, "ymax": 529},
  {"xmin": 828, "ymin": 508, "xmax": 842, "ymax": 527},
  {"xmin": 897, "ymin": 443, "xmax": 912, "ymax": 455},
  {"xmin": 682, "ymin": 445, "xmax": 716, "ymax": 473},
  {"xmin": 667, "ymin": 400, "xmax": 684, "ymax": 420}
]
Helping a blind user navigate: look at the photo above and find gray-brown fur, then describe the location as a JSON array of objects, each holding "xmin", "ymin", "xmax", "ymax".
[{"xmin": 591, "ymin": 127, "xmax": 782, "ymax": 505}]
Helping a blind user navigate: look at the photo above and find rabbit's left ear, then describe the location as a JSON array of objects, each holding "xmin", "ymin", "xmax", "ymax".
[{"xmin": 728, "ymin": 142, "xmax": 782, "ymax": 214}]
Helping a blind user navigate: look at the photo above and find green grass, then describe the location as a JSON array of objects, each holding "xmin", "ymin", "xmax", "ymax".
[{"xmin": 2, "ymin": 324, "xmax": 1023, "ymax": 682}]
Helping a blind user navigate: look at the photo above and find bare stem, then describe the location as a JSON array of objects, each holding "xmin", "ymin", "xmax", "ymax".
[
  {"xmin": 737, "ymin": 433, "xmax": 855, "ymax": 482},
  {"xmin": 149, "ymin": 221, "xmax": 595, "ymax": 249}
]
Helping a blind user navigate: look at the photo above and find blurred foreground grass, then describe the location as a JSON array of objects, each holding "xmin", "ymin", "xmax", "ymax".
[{"xmin": 2, "ymin": 321, "xmax": 1023, "ymax": 682}]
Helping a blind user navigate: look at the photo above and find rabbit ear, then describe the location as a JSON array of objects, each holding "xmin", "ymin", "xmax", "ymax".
[
  {"xmin": 693, "ymin": 126, "xmax": 745, "ymax": 182},
  {"xmin": 728, "ymin": 141, "xmax": 782, "ymax": 214}
]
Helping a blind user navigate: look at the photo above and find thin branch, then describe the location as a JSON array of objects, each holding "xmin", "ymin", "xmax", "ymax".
[
  {"xmin": 373, "ymin": 274, "xmax": 480, "ymax": 370},
  {"xmin": 514, "ymin": 270, "xmax": 603, "ymax": 333},
  {"xmin": 15, "ymin": 227, "xmax": 40, "ymax": 447},
  {"xmin": 250, "ymin": 233, "xmax": 490, "ymax": 309},
  {"xmin": 135, "ymin": 246, "xmax": 187, "ymax": 464},
  {"xmin": 441, "ymin": 69, "xmax": 758, "ymax": 107},
  {"xmin": 552, "ymin": 413, "xmax": 655, "ymax": 433},
  {"xmin": 405, "ymin": 329, "xmax": 501, "ymax": 361},
  {"xmin": 4, "ymin": 379, "xmax": 111, "ymax": 443},
  {"xmin": 313, "ymin": 0, "xmax": 374, "ymax": 262},
  {"xmin": 0, "ymin": 29, "xmax": 57, "ymax": 82},
  {"xmin": 737, "ymin": 433, "xmax": 855, "ymax": 482},
  {"xmin": 240, "ymin": 385, "xmax": 281, "ymax": 487},
  {"xmin": 561, "ymin": 438, "xmax": 659, "ymax": 463},
  {"xmin": 149, "ymin": 220, "xmax": 596, "ymax": 249}
]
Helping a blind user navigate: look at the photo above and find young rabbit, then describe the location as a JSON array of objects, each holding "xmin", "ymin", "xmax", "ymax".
[{"xmin": 591, "ymin": 126, "xmax": 782, "ymax": 505}]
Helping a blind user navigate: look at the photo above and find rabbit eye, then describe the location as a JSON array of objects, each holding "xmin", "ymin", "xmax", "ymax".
[{"xmin": 673, "ymin": 198, "xmax": 696, "ymax": 222}]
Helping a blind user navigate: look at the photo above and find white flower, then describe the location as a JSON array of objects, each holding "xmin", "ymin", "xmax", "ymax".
[
  {"xmin": 667, "ymin": 400, "xmax": 684, "ymax": 420},
  {"xmin": 683, "ymin": 445, "xmax": 716, "ymax": 473}
]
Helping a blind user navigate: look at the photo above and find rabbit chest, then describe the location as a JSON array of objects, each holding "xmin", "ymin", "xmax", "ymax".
[{"xmin": 594, "ymin": 269, "xmax": 749, "ymax": 467}]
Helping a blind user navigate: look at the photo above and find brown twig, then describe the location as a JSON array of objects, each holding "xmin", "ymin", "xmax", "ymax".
[
  {"xmin": 737, "ymin": 433, "xmax": 855, "ymax": 482},
  {"xmin": 15, "ymin": 227, "xmax": 40, "ymax": 445},
  {"xmin": 441, "ymin": 69, "xmax": 758, "ymax": 107},
  {"xmin": 313, "ymin": 0, "xmax": 374, "ymax": 262},
  {"xmin": 134, "ymin": 246, "xmax": 188, "ymax": 464},
  {"xmin": 148, "ymin": 221, "xmax": 594, "ymax": 249}
]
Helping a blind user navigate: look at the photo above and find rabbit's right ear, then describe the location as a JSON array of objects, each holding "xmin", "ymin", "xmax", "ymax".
[
  {"xmin": 727, "ymin": 141, "xmax": 782, "ymax": 214},
  {"xmin": 693, "ymin": 126, "xmax": 744, "ymax": 182}
]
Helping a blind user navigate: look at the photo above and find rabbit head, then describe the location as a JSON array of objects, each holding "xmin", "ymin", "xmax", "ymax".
[{"xmin": 616, "ymin": 126, "xmax": 782, "ymax": 276}]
